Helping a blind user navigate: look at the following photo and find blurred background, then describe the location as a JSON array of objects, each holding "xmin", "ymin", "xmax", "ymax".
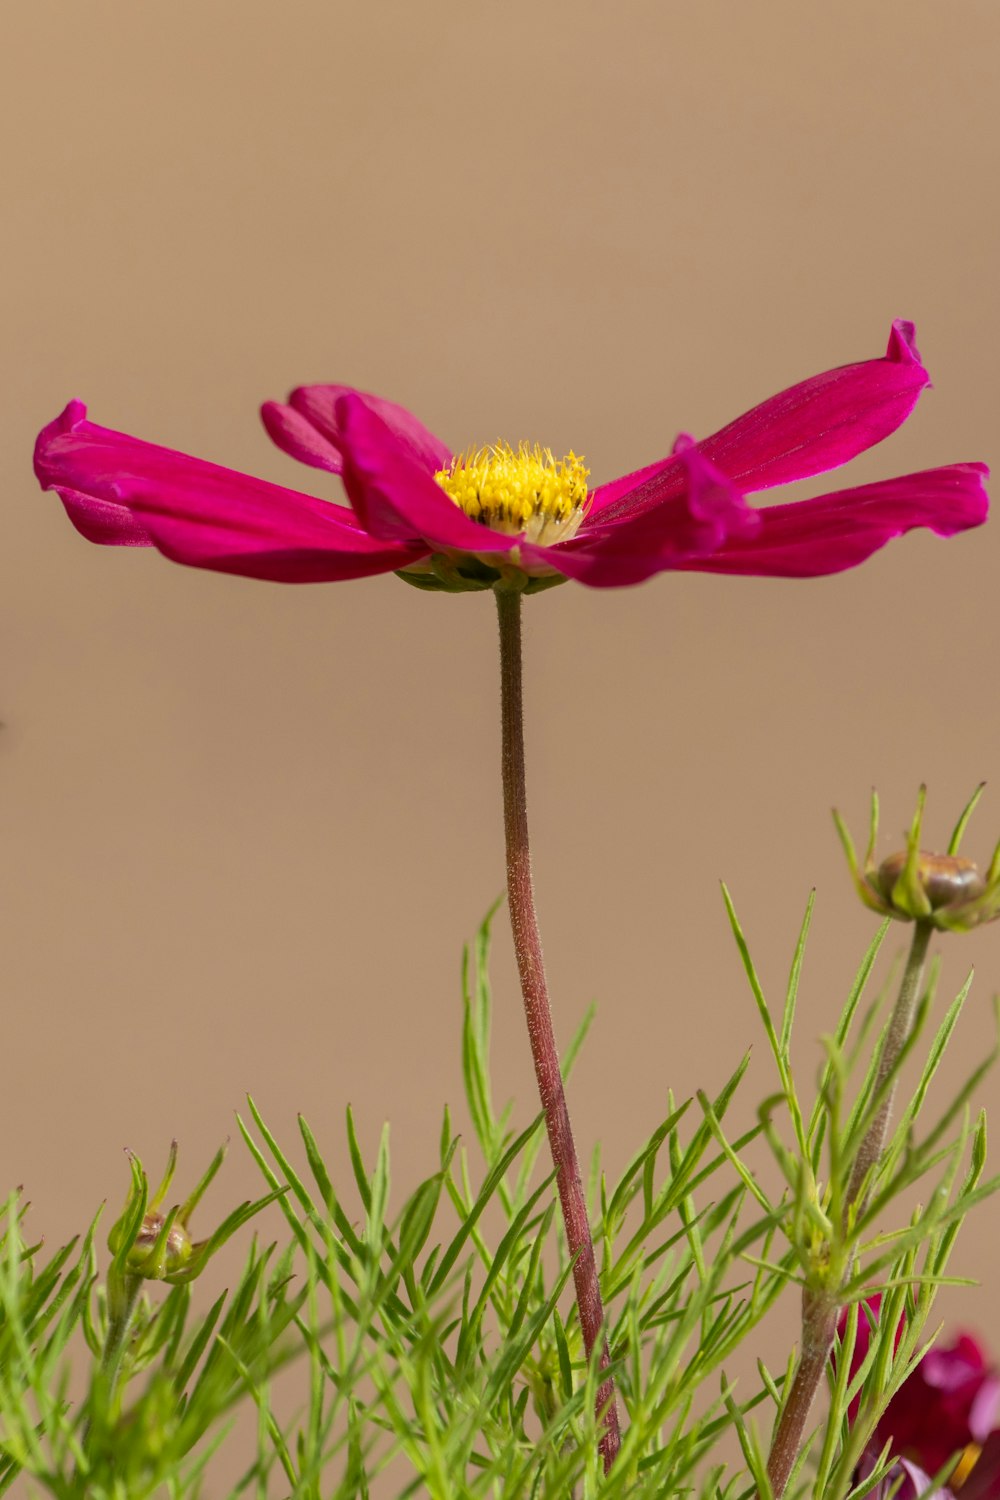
[{"xmin": 3, "ymin": 0, "xmax": 999, "ymax": 1439}]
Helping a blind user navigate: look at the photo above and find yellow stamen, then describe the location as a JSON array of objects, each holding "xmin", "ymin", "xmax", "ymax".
[
  {"xmin": 952, "ymin": 1444, "xmax": 982, "ymax": 1490},
  {"xmin": 435, "ymin": 442, "xmax": 589, "ymax": 546}
]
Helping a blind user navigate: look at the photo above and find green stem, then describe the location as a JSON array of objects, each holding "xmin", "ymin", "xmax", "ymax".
[
  {"xmin": 845, "ymin": 920, "xmax": 932, "ymax": 1215},
  {"xmin": 764, "ymin": 921, "xmax": 932, "ymax": 1499},
  {"xmin": 101, "ymin": 1272, "xmax": 142, "ymax": 1398},
  {"xmin": 81, "ymin": 1269, "xmax": 141, "ymax": 1465},
  {"xmin": 495, "ymin": 585, "xmax": 621, "ymax": 1473}
]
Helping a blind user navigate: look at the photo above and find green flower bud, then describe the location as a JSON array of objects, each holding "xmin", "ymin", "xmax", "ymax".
[
  {"xmin": 107, "ymin": 1139, "xmax": 282, "ymax": 1288},
  {"xmin": 834, "ymin": 785, "xmax": 1000, "ymax": 933},
  {"xmin": 127, "ymin": 1211, "xmax": 193, "ymax": 1278}
]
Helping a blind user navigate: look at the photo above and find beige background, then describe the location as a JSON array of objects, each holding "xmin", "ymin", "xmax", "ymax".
[{"xmin": 3, "ymin": 0, "xmax": 1000, "ymax": 1463}]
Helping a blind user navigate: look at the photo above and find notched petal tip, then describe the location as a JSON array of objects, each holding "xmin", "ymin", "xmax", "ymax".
[
  {"xmin": 680, "ymin": 460, "xmax": 989, "ymax": 578},
  {"xmin": 887, "ymin": 319, "xmax": 923, "ymax": 368},
  {"xmin": 917, "ymin": 461, "xmax": 990, "ymax": 534},
  {"xmin": 33, "ymin": 398, "xmax": 426, "ymax": 578},
  {"xmin": 693, "ymin": 321, "xmax": 933, "ymax": 498},
  {"xmin": 59, "ymin": 398, "xmax": 88, "ymax": 428},
  {"xmin": 33, "ymin": 400, "xmax": 88, "ymax": 484}
]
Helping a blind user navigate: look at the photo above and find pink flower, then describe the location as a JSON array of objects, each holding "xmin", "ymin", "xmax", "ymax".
[
  {"xmin": 843, "ymin": 1300, "xmax": 1000, "ymax": 1496},
  {"xmin": 881, "ymin": 1331, "xmax": 1000, "ymax": 1477},
  {"xmin": 862, "ymin": 1436, "xmax": 1000, "ymax": 1500},
  {"xmin": 33, "ymin": 322, "xmax": 988, "ymax": 591},
  {"xmin": 863, "ymin": 1453, "xmax": 953, "ymax": 1500},
  {"xmin": 842, "ymin": 1294, "xmax": 905, "ymax": 1426}
]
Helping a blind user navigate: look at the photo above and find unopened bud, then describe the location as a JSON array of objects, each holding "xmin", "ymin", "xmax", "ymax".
[
  {"xmin": 107, "ymin": 1138, "xmax": 283, "ymax": 1288},
  {"xmin": 877, "ymin": 851, "xmax": 986, "ymax": 913},
  {"xmin": 834, "ymin": 786, "xmax": 1000, "ymax": 932},
  {"xmin": 127, "ymin": 1211, "xmax": 193, "ymax": 1277}
]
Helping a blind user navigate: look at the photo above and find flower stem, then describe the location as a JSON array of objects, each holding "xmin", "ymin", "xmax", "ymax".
[
  {"xmin": 495, "ymin": 585, "xmax": 621, "ymax": 1473},
  {"xmin": 845, "ymin": 919, "xmax": 932, "ymax": 1215},
  {"xmin": 764, "ymin": 920, "xmax": 932, "ymax": 1498},
  {"xmin": 101, "ymin": 1271, "xmax": 142, "ymax": 1398},
  {"xmin": 765, "ymin": 1288, "xmax": 839, "ymax": 1500},
  {"xmin": 82, "ymin": 1269, "xmax": 141, "ymax": 1460}
]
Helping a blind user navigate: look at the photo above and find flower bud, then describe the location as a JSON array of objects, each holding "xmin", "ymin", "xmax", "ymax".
[
  {"xmin": 834, "ymin": 786, "xmax": 1000, "ymax": 932},
  {"xmin": 876, "ymin": 851, "xmax": 986, "ymax": 913},
  {"xmin": 126, "ymin": 1211, "xmax": 193, "ymax": 1278},
  {"xmin": 107, "ymin": 1139, "xmax": 281, "ymax": 1288}
]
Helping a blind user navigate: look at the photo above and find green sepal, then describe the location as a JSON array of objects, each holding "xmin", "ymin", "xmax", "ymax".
[{"xmin": 396, "ymin": 554, "xmax": 568, "ymax": 595}]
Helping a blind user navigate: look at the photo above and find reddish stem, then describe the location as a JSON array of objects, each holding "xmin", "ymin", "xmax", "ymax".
[
  {"xmin": 765, "ymin": 1289, "xmax": 838, "ymax": 1498},
  {"xmin": 495, "ymin": 585, "xmax": 621, "ymax": 1472}
]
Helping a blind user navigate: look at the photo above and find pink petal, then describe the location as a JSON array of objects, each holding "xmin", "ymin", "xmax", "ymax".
[
  {"xmin": 35, "ymin": 403, "xmax": 156, "ymax": 546},
  {"xmin": 260, "ymin": 401, "xmax": 345, "ymax": 474},
  {"xmin": 35, "ymin": 401, "xmax": 424, "ymax": 583},
  {"xmin": 673, "ymin": 464, "xmax": 988, "ymax": 577},
  {"xmin": 524, "ymin": 437, "xmax": 759, "ymax": 587},
  {"xmin": 54, "ymin": 485, "xmax": 156, "ymax": 546},
  {"xmin": 334, "ymin": 392, "xmax": 516, "ymax": 555},
  {"xmin": 968, "ymin": 1375, "xmax": 1000, "ymax": 1444},
  {"xmin": 700, "ymin": 320, "xmax": 929, "ymax": 490},
  {"xmin": 590, "ymin": 320, "xmax": 930, "ymax": 524},
  {"xmin": 287, "ymin": 385, "xmax": 453, "ymax": 475},
  {"xmin": 586, "ymin": 454, "xmax": 682, "ymax": 521},
  {"xmin": 924, "ymin": 1334, "xmax": 988, "ymax": 1392},
  {"xmin": 145, "ymin": 527, "xmax": 422, "ymax": 583},
  {"xmin": 893, "ymin": 1460, "xmax": 951, "ymax": 1500}
]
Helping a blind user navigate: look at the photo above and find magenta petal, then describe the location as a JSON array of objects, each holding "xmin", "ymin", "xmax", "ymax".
[
  {"xmin": 969, "ymin": 1377, "xmax": 1000, "ymax": 1443},
  {"xmin": 675, "ymin": 463, "xmax": 989, "ymax": 577},
  {"xmin": 836, "ymin": 1296, "xmax": 898, "ymax": 1426},
  {"xmin": 35, "ymin": 403, "xmax": 156, "ymax": 545},
  {"xmin": 260, "ymin": 400, "xmax": 345, "ymax": 474},
  {"xmin": 924, "ymin": 1336, "xmax": 990, "ymax": 1394},
  {"xmin": 144, "ymin": 529, "xmax": 422, "ymax": 583},
  {"xmin": 335, "ymin": 392, "xmax": 516, "ymax": 555},
  {"xmin": 698, "ymin": 320, "xmax": 930, "ymax": 492},
  {"xmin": 589, "ymin": 320, "xmax": 931, "ymax": 525},
  {"xmin": 34, "ymin": 401, "xmax": 424, "ymax": 583},
  {"xmin": 55, "ymin": 485, "xmax": 156, "ymax": 546},
  {"xmin": 892, "ymin": 1460, "xmax": 952, "ymax": 1500},
  {"xmin": 524, "ymin": 436, "xmax": 759, "ymax": 587},
  {"xmin": 288, "ymin": 385, "xmax": 453, "ymax": 475},
  {"xmin": 586, "ymin": 453, "xmax": 684, "ymax": 523},
  {"xmin": 857, "ymin": 1442, "xmax": 953, "ymax": 1500}
]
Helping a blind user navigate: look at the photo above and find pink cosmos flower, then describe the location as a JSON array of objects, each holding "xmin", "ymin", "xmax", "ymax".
[
  {"xmin": 882, "ymin": 1333, "xmax": 1000, "ymax": 1477},
  {"xmin": 33, "ymin": 321, "xmax": 988, "ymax": 591},
  {"xmin": 862, "ymin": 1444, "xmax": 1000, "ymax": 1500},
  {"xmin": 843, "ymin": 1300, "xmax": 1000, "ymax": 1498}
]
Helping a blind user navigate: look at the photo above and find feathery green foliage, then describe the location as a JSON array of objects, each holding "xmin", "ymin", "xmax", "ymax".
[{"xmin": 0, "ymin": 895, "xmax": 994, "ymax": 1498}]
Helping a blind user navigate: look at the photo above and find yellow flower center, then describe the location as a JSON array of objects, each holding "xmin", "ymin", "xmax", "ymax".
[{"xmin": 435, "ymin": 442, "xmax": 589, "ymax": 546}]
